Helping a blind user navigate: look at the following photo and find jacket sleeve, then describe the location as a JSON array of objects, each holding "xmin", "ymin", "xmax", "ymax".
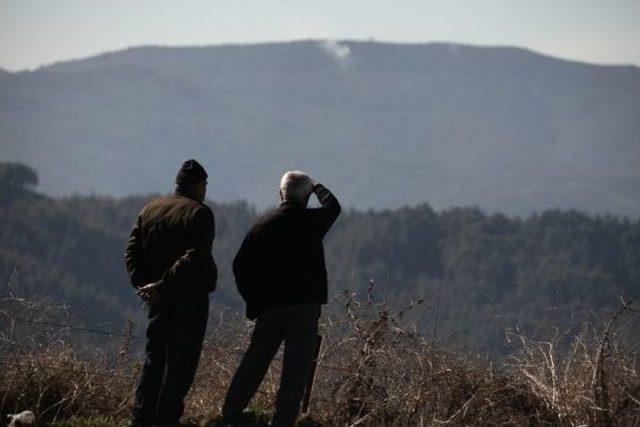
[
  {"xmin": 309, "ymin": 183, "xmax": 341, "ymax": 237},
  {"xmin": 125, "ymin": 213, "xmax": 146, "ymax": 288},
  {"xmin": 233, "ymin": 231, "xmax": 258, "ymax": 315},
  {"xmin": 158, "ymin": 206, "xmax": 216, "ymax": 290}
]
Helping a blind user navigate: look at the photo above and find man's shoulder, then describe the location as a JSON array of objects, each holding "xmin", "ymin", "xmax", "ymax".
[
  {"xmin": 142, "ymin": 194, "xmax": 210, "ymax": 218},
  {"xmin": 251, "ymin": 205, "xmax": 320, "ymax": 234},
  {"xmin": 196, "ymin": 203, "xmax": 214, "ymax": 222},
  {"xmin": 174, "ymin": 196, "xmax": 213, "ymax": 222},
  {"xmin": 143, "ymin": 194, "xmax": 172, "ymax": 208},
  {"xmin": 139, "ymin": 195, "xmax": 169, "ymax": 215},
  {"xmin": 250, "ymin": 206, "xmax": 283, "ymax": 232}
]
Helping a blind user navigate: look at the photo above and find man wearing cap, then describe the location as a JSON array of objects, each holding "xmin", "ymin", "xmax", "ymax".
[
  {"xmin": 125, "ymin": 159, "xmax": 217, "ymax": 427},
  {"xmin": 221, "ymin": 171, "xmax": 340, "ymax": 427}
]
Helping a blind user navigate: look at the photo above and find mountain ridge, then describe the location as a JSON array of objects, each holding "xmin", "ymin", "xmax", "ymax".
[
  {"xmin": 7, "ymin": 40, "xmax": 640, "ymax": 74},
  {"xmin": 2, "ymin": 40, "xmax": 639, "ymax": 217}
]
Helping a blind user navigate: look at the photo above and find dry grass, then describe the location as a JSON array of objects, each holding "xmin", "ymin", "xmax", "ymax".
[{"xmin": 1, "ymin": 286, "xmax": 638, "ymax": 426}]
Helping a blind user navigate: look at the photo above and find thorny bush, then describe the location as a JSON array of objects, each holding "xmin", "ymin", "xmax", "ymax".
[{"xmin": 1, "ymin": 281, "xmax": 638, "ymax": 426}]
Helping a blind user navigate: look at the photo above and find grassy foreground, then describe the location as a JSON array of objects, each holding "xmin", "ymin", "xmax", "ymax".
[{"xmin": 1, "ymin": 291, "xmax": 639, "ymax": 426}]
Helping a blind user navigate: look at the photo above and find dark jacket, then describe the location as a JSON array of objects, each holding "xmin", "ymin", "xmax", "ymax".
[
  {"xmin": 125, "ymin": 190, "xmax": 217, "ymax": 293},
  {"xmin": 233, "ymin": 184, "xmax": 340, "ymax": 319}
]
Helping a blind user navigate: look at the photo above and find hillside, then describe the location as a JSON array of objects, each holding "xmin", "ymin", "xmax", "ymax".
[
  {"xmin": 2, "ymin": 41, "xmax": 639, "ymax": 216},
  {"xmin": 1, "ymin": 163, "xmax": 638, "ymax": 353}
]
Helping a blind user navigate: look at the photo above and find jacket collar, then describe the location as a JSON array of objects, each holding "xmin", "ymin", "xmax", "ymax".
[
  {"xmin": 279, "ymin": 200, "xmax": 305, "ymax": 210},
  {"xmin": 174, "ymin": 187, "xmax": 201, "ymax": 203}
]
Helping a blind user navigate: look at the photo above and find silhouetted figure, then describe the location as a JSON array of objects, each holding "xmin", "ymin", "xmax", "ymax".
[
  {"xmin": 222, "ymin": 171, "xmax": 340, "ymax": 427},
  {"xmin": 125, "ymin": 159, "xmax": 217, "ymax": 427}
]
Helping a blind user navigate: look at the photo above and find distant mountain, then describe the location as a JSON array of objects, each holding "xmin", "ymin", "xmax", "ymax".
[{"xmin": 2, "ymin": 41, "xmax": 639, "ymax": 216}]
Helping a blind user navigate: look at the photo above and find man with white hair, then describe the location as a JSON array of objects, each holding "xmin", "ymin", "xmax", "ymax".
[{"xmin": 221, "ymin": 171, "xmax": 340, "ymax": 426}]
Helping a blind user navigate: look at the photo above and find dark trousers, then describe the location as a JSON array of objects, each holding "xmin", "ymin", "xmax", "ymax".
[
  {"xmin": 131, "ymin": 292, "xmax": 209, "ymax": 426},
  {"xmin": 222, "ymin": 304, "xmax": 321, "ymax": 427}
]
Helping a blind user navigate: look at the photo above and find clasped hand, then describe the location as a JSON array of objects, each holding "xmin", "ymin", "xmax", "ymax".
[{"xmin": 137, "ymin": 282, "xmax": 162, "ymax": 305}]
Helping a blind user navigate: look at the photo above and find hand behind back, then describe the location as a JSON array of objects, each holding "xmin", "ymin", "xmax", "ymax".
[{"xmin": 137, "ymin": 282, "xmax": 162, "ymax": 305}]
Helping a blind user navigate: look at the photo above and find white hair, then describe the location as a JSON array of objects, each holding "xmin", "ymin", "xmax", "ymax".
[{"xmin": 279, "ymin": 170, "xmax": 313, "ymax": 204}]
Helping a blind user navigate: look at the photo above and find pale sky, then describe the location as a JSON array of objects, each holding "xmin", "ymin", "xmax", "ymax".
[{"xmin": 1, "ymin": 0, "xmax": 639, "ymax": 71}]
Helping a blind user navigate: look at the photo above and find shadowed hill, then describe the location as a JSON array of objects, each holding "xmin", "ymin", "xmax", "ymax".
[{"xmin": 1, "ymin": 163, "xmax": 638, "ymax": 353}]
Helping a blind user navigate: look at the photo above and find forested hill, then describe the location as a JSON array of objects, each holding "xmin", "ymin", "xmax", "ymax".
[
  {"xmin": 1, "ymin": 162, "xmax": 639, "ymax": 353},
  {"xmin": 2, "ymin": 41, "xmax": 639, "ymax": 217}
]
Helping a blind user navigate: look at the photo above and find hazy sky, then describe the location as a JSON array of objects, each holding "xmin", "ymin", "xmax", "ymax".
[{"xmin": 1, "ymin": 0, "xmax": 639, "ymax": 71}]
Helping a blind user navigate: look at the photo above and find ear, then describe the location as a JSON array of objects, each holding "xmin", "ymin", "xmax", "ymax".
[{"xmin": 279, "ymin": 189, "xmax": 284, "ymax": 201}]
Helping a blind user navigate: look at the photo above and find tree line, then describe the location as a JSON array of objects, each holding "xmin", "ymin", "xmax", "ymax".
[{"xmin": 1, "ymin": 162, "xmax": 637, "ymax": 354}]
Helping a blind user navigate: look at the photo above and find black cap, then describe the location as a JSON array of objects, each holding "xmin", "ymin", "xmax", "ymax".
[{"xmin": 176, "ymin": 159, "xmax": 208, "ymax": 186}]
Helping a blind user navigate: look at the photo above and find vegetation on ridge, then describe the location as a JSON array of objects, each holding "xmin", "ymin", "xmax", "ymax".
[{"xmin": 1, "ymin": 162, "xmax": 638, "ymax": 353}]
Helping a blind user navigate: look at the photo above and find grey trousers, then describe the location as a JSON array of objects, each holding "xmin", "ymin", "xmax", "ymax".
[{"xmin": 222, "ymin": 304, "xmax": 321, "ymax": 427}]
